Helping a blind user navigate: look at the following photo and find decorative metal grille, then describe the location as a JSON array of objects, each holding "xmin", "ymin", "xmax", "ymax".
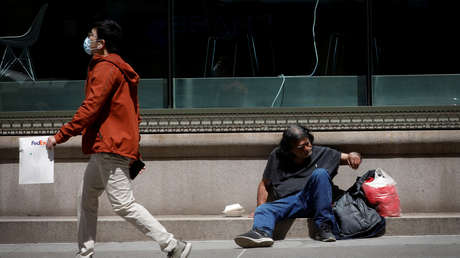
[{"xmin": 1, "ymin": 106, "xmax": 459, "ymax": 135}]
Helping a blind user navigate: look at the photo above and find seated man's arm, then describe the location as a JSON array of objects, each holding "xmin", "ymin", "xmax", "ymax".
[
  {"xmin": 340, "ymin": 152, "xmax": 362, "ymax": 169},
  {"xmin": 249, "ymin": 179, "xmax": 270, "ymax": 217},
  {"xmin": 257, "ymin": 179, "xmax": 270, "ymax": 206}
]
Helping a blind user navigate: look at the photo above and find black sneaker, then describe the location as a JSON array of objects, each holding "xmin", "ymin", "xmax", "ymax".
[
  {"xmin": 234, "ymin": 229, "xmax": 274, "ymax": 248},
  {"xmin": 315, "ymin": 223, "xmax": 336, "ymax": 242}
]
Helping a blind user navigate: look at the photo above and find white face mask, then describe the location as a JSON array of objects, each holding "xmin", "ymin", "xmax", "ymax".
[{"xmin": 83, "ymin": 37, "xmax": 97, "ymax": 55}]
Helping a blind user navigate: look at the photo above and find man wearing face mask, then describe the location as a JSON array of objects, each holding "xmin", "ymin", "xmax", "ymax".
[
  {"xmin": 234, "ymin": 125, "xmax": 362, "ymax": 248},
  {"xmin": 46, "ymin": 20, "xmax": 191, "ymax": 258}
]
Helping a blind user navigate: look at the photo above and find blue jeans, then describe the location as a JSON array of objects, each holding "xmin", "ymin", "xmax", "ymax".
[{"xmin": 253, "ymin": 168, "xmax": 338, "ymax": 237}]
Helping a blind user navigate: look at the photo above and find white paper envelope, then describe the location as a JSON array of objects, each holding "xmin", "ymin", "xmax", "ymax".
[{"xmin": 19, "ymin": 136, "xmax": 54, "ymax": 184}]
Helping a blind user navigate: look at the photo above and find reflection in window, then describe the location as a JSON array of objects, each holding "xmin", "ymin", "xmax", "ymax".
[
  {"xmin": 174, "ymin": 0, "xmax": 367, "ymax": 78},
  {"xmin": 373, "ymin": 1, "xmax": 460, "ymax": 106}
]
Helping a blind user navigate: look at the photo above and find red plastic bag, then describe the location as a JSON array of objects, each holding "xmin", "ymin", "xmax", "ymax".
[{"xmin": 362, "ymin": 168, "xmax": 401, "ymax": 217}]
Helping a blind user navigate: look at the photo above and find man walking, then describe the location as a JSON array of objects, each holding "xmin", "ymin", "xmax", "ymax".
[{"xmin": 46, "ymin": 20, "xmax": 191, "ymax": 258}]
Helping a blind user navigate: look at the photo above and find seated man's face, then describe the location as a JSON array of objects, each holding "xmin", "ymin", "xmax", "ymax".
[{"xmin": 290, "ymin": 137, "xmax": 313, "ymax": 161}]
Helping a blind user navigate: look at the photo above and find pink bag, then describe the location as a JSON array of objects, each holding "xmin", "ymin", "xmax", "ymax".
[{"xmin": 362, "ymin": 168, "xmax": 401, "ymax": 217}]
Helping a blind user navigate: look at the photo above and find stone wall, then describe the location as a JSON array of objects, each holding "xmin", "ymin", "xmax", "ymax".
[{"xmin": 1, "ymin": 130, "xmax": 459, "ymax": 216}]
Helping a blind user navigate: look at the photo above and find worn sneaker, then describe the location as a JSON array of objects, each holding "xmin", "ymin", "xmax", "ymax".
[
  {"xmin": 234, "ymin": 229, "xmax": 274, "ymax": 248},
  {"xmin": 315, "ymin": 223, "xmax": 336, "ymax": 242},
  {"xmin": 167, "ymin": 240, "xmax": 192, "ymax": 258}
]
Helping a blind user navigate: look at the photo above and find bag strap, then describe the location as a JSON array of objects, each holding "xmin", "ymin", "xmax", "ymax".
[{"xmin": 347, "ymin": 169, "xmax": 376, "ymax": 197}]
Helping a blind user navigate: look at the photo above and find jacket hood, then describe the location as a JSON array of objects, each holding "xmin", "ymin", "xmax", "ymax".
[{"xmin": 90, "ymin": 53, "xmax": 139, "ymax": 86}]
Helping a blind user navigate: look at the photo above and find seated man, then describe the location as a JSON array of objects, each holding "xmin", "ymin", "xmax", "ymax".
[{"xmin": 234, "ymin": 125, "xmax": 361, "ymax": 248}]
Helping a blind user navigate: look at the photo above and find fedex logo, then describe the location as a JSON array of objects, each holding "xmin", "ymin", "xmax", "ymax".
[{"xmin": 31, "ymin": 140, "xmax": 47, "ymax": 146}]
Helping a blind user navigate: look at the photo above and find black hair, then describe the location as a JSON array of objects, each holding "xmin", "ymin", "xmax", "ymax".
[
  {"xmin": 90, "ymin": 20, "xmax": 122, "ymax": 54},
  {"xmin": 278, "ymin": 125, "xmax": 314, "ymax": 159}
]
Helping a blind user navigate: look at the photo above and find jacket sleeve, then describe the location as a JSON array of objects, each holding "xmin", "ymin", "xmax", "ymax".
[
  {"xmin": 137, "ymin": 93, "xmax": 141, "ymax": 136},
  {"xmin": 54, "ymin": 63, "xmax": 119, "ymax": 144}
]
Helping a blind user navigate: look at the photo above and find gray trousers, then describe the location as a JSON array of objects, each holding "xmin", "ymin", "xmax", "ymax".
[{"xmin": 77, "ymin": 153, "xmax": 177, "ymax": 256}]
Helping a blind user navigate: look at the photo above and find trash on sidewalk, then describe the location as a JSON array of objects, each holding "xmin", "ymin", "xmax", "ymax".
[{"xmin": 222, "ymin": 203, "xmax": 245, "ymax": 217}]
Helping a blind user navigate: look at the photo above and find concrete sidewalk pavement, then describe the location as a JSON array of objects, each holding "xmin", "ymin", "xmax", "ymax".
[{"xmin": 1, "ymin": 235, "xmax": 459, "ymax": 258}]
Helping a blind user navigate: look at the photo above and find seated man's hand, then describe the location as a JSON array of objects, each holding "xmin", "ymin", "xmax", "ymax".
[
  {"xmin": 347, "ymin": 152, "xmax": 361, "ymax": 169},
  {"xmin": 248, "ymin": 211, "xmax": 255, "ymax": 218}
]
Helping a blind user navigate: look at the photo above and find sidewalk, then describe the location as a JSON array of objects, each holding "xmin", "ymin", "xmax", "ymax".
[{"xmin": 1, "ymin": 235, "xmax": 459, "ymax": 258}]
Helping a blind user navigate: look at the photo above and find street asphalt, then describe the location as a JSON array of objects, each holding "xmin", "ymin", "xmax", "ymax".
[{"xmin": 1, "ymin": 235, "xmax": 459, "ymax": 258}]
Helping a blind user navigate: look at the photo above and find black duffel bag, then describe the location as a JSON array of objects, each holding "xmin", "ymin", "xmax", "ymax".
[{"xmin": 333, "ymin": 170, "xmax": 386, "ymax": 239}]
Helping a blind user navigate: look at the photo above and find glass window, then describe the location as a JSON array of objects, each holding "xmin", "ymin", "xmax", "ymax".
[
  {"xmin": 372, "ymin": 1, "xmax": 460, "ymax": 106},
  {"xmin": 1, "ymin": 0, "xmax": 458, "ymax": 113},
  {"xmin": 0, "ymin": 0, "xmax": 168, "ymax": 111},
  {"xmin": 173, "ymin": 0, "xmax": 368, "ymax": 108}
]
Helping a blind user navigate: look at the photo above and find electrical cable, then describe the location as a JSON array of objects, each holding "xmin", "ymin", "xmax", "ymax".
[
  {"xmin": 271, "ymin": 0, "xmax": 320, "ymax": 107},
  {"xmin": 271, "ymin": 74, "xmax": 286, "ymax": 107},
  {"xmin": 309, "ymin": 0, "xmax": 320, "ymax": 76}
]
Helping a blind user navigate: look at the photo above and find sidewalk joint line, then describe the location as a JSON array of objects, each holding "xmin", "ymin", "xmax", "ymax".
[{"xmin": 236, "ymin": 249, "xmax": 247, "ymax": 258}]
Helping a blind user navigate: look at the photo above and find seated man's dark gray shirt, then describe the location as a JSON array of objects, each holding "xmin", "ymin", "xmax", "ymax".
[{"xmin": 263, "ymin": 145, "xmax": 341, "ymax": 200}]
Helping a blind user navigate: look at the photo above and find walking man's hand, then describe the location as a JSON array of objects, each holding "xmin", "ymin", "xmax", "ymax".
[{"xmin": 46, "ymin": 136, "xmax": 56, "ymax": 150}]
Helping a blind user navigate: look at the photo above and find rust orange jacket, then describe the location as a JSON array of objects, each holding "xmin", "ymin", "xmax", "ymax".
[{"xmin": 54, "ymin": 53, "xmax": 141, "ymax": 160}]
